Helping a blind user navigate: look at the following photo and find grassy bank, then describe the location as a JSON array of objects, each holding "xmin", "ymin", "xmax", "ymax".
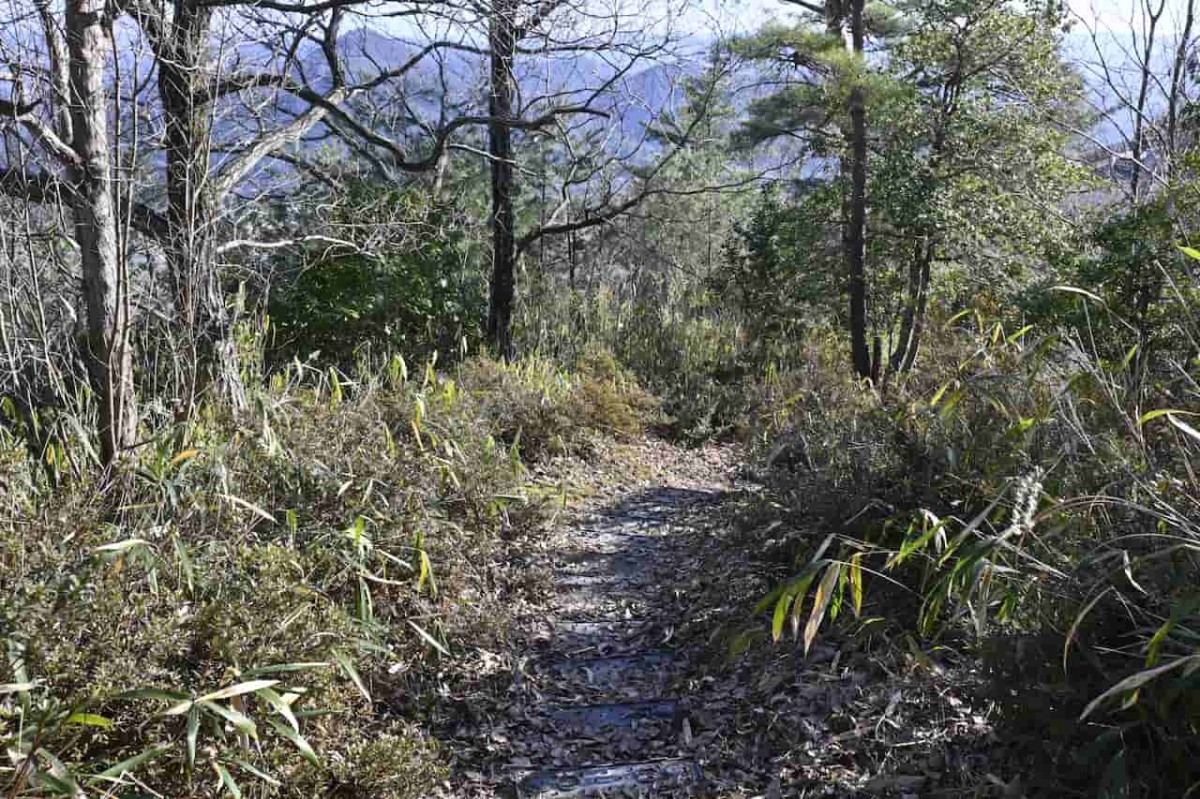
[
  {"xmin": 730, "ymin": 312, "xmax": 1200, "ymax": 795},
  {"xmin": 0, "ymin": 353, "xmax": 655, "ymax": 797}
]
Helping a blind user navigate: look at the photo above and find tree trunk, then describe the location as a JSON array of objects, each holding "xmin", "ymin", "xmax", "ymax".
[
  {"xmin": 67, "ymin": 0, "xmax": 136, "ymax": 463},
  {"xmin": 158, "ymin": 0, "xmax": 243, "ymax": 409},
  {"xmin": 568, "ymin": 229, "xmax": 577, "ymax": 291},
  {"xmin": 890, "ymin": 236, "xmax": 934, "ymax": 372},
  {"xmin": 1129, "ymin": 0, "xmax": 1164, "ymax": 203},
  {"xmin": 486, "ymin": 0, "xmax": 518, "ymax": 360},
  {"xmin": 845, "ymin": 0, "xmax": 871, "ymax": 379}
]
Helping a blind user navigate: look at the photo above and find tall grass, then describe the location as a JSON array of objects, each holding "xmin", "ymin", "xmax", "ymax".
[
  {"xmin": 752, "ymin": 302, "xmax": 1200, "ymax": 795},
  {"xmin": 0, "ymin": 338, "xmax": 656, "ymax": 797},
  {"xmin": 517, "ymin": 284, "xmax": 805, "ymax": 442}
]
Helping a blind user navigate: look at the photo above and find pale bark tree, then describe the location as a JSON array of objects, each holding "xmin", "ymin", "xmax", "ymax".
[
  {"xmin": 0, "ymin": 0, "xmax": 137, "ymax": 462},
  {"xmin": 67, "ymin": 0, "xmax": 137, "ymax": 462}
]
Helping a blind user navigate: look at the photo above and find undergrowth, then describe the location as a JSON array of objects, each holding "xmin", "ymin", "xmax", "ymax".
[
  {"xmin": 0, "ymin": 350, "xmax": 655, "ymax": 797},
  {"xmin": 742, "ymin": 309, "xmax": 1200, "ymax": 797},
  {"xmin": 517, "ymin": 258, "xmax": 1200, "ymax": 795}
]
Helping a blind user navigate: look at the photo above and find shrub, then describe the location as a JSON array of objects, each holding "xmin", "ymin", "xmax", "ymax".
[
  {"xmin": 0, "ymin": 352, "xmax": 645, "ymax": 797},
  {"xmin": 750, "ymin": 307, "xmax": 1200, "ymax": 796},
  {"xmin": 266, "ymin": 183, "xmax": 486, "ymax": 367}
]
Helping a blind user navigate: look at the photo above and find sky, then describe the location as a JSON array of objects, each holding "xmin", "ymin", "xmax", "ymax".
[{"xmin": 693, "ymin": 0, "xmax": 1197, "ymax": 34}]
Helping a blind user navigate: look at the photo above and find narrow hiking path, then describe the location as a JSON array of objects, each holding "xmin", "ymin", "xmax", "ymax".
[
  {"xmin": 504, "ymin": 486, "xmax": 720, "ymax": 796},
  {"xmin": 440, "ymin": 443, "xmax": 738, "ymax": 798},
  {"xmin": 436, "ymin": 440, "xmax": 1000, "ymax": 798}
]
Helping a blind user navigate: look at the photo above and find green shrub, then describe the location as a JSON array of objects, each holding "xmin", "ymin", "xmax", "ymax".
[
  {"xmin": 750, "ymin": 307, "xmax": 1200, "ymax": 796},
  {"xmin": 0, "ymin": 351, "xmax": 646, "ymax": 797},
  {"xmin": 266, "ymin": 183, "xmax": 485, "ymax": 367},
  {"xmin": 454, "ymin": 353, "xmax": 659, "ymax": 460}
]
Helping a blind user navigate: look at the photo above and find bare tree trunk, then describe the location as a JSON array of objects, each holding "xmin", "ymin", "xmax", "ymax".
[
  {"xmin": 1130, "ymin": 0, "xmax": 1164, "ymax": 202},
  {"xmin": 1124, "ymin": 0, "xmax": 1165, "ymax": 396},
  {"xmin": 1166, "ymin": 0, "xmax": 1195, "ymax": 160},
  {"xmin": 67, "ymin": 0, "xmax": 136, "ymax": 463},
  {"xmin": 890, "ymin": 238, "xmax": 924, "ymax": 373},
  {"xmin": 568, "ymin": 229, "xmax": 577, "ymax": 291},
  {"xmin": 34, "ymin": 0, "xmax": 73, "ymax": 144},
  {"xmin": 157, "ymin": 0, "xmax": 244, "ymax": 409},
  {"xmin": 891, "ymin": 236, "xmax": 934, "ymax": 372},
  {"xmin": 890, "ymin": 117, "xmax": 950, "ymax": 374},
  {"xmin": 844, "ymin": 0, "xmax": 871, "ymax": 379},
  {"xmin": 486, "ymin": 0, "xmax": 518, "ymax": 359}
]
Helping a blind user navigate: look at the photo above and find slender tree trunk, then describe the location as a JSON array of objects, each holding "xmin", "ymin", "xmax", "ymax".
[
  {"xmin": 568, "ymin": 229, "xmax": 576, "ymax": 291},
  {"xmin": 891, "ymin": 236, "xmax": 935, "ymax": 372},
  {"xmin": 34, "ymin": 0, "xmax": 72, "ymax": 144},
  {"xmin": 158, "ymin": 0, "xmax": 243, "ymax": 409},
  {"xmin": 844, "ymin": 0, "xmax": 871, "ymax": 379},
  {"xmin": 890, "ymin": 151, "xmax": 945, "ymax": 374},
  {"xmin": 1124, "ymin": 0, "xmax": 1164, "ymax": 396},
  {"xmin": 1166, "ymin": 0, "xmax": 1195, "ymax": 160},
  {"xmin": 1129, "ymin": 0, "xmax": 1163, "ymax": 203},
  {"xmin": 889, "ymin": 62, "xmax": 959, "ymax": 376},
  {"xmin": 67, "ymin": 0, "xmax": 136, "ymax": 463},
  {"xmin": 891, "ymin": 239, "xmax": 924, "ymax": 373},
  {"xmin": 486, "ymin": 0, "xmax": 518, "ymax": 359}
]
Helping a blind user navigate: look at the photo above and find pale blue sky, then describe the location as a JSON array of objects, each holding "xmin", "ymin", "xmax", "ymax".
[{"xmin": 689, "ymin": 0, "xmax": 1194, "ymax": 34}]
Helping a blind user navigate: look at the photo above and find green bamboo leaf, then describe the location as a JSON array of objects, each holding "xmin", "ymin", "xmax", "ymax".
[
  {"xmin": 198, "ymin": 701, "xmax": 257, "ymax": 737},
  {"xmin": 91, "ymin": 745, "xmax": 172, "ymax": 781},
  {"xmin": 267, "ymin": 718, "xmax": 320, "ymax": 766},
  {"xmin": 94, "ymin": 538, "xmax": 150, "ymax": 553},
  {"xmin": 239, "ymin": 662, "xmax": 329, "ymax": 678},
  {"xmin": 938, "ymin": 388, "xmax": 965, "ymax": 420},
  {"xmin": 775, "ymin": 570, "xmax": 818, "ymax": 642},
  {"xmin": 1145, "ymin": 618, "xmax": 1175, "ymax": 669},
  {"xmin": 187, "ymin": 705, "xmax": 200, "ymax": 770},
  {"xmin": 331, "ymin": 649, "xmax": 371, "ymax": 701},
  {"xmin": 945, "ymin": 308, "xmax": 973, "ymax": 326},
  {"xmin": 65, "ymin": 712, "xmax": 113, "ymax": 729},
  {"xmin": 114, "ymin": 688, "xmax": 189, "ymax": 703},
  {"xmin": 771, "ymin": 588, "xmax": 796, "ymax": 643},
  {"xmin": 1005, "ymin": 324, "xmax": 1034, "ymax": 344},
  {"xmin": 256, "ymin": 687, "xmax": 299, "ymax": 732},
  {"xmin": 1050, "ymin": 285, "xmax": 1106, "ymax": 304},
  {"xmin": 1080, "ymin": 655, "xmax": 1200, "ymax": 719},
  {"xmin": 416, "ymin": 548, "xmax": 438, "ymax": 596},
  {"xmin": 220, "ymin": 494, "xmax": 277, "ymax": 523},
  {"xmin": 408, "ymin": 621, "xmax": 451, "ymax": 656},
  {"xmin": 1137, "ymin": 408, "xmax": 1199, "ymax": 426},
  {"xmin": 753, "ymin": 581, "xmax": 788, "ymax": 615},
  {"xmin": 804, "ymin": 562, "xmax": 842, "ymax": 655},
  {"xmin": 225, "ymin": 758, "xmax": 280, "ymax": 786},
  {"xmin": 197, "ymin": 679, "xmax": 279, "ymax": 703},
  {"xmin": 214, "ymin": 762, "xmax": 242, "ymax": 799},
  {"xmin": 848, "ymin": 553, "xmax": 864, "ymax": 617},
  {"xmin": 929, "ymin": 381, "xmax": 953, "ymax": 407}
]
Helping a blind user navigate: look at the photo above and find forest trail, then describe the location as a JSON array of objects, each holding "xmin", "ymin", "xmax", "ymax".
[
  {"xmin": 439, "ymin": 442, "xmax": 1001, "ymax": 799},
  {"xmin": 445, "ymin": 446, "xmax": 737, "ymax": 798}
]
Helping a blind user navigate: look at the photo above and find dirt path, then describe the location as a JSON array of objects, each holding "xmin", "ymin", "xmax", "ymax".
[
  {"xmin": 438, "ymin": 441, "xmax": 996, "ymax": 798},
  {"xmin": 443, "ymin": 444, "xmax": 736, "ymax": 797}
]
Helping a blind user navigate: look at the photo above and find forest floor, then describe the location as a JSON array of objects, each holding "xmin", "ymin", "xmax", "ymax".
[{"xmin": 429, "ymin": 439, "xmax": 1016, "ymax": 798}]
